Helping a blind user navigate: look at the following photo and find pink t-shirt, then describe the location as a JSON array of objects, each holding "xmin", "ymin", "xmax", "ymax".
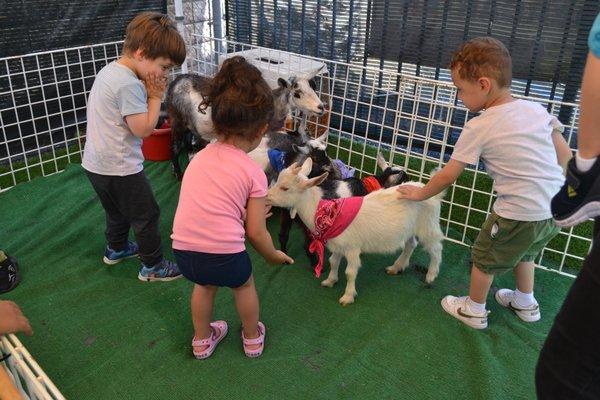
[{"xmin": 171, "ymin": 141, "xmax": 268, "ymax": 253}]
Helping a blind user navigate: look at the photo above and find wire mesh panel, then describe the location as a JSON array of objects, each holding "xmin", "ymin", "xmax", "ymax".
[
  {"xmin": 191, "ymin": 35, "xmax": 587, "ymax": 276},
  {"xmin": 0, "ymin": 334, "xmax": 65, "ymax": 400},
  {"xmin": 0, "ymin": 41, "xmax": 123, "ymax": 192},
  {"xmin": 0, "ymin": 31, "xmax": 589, "ymax": 276}
]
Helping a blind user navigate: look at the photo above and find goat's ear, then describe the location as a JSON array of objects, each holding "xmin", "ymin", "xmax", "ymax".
[
  {"xmin": 303, "ymin": 172, "xmax": 328, "ymax": 188},
  {"xmin": 300, "ymin": 157, "xmax": 313, "ymax": 176},
  {"xmin": 289, "ymin": 208, "xmax": 297, "ymax": 219},
  {"xmin": 289, "ymin": 162, "xmax": 302, "ymax": 175},
  {"xmin": 277, "ymin": 78, "xmax": 288, "ymax": 88},
  {"xmin": 316, "ymin": 130, "xmax": 329, "ymax": 143},
  {"xmin": 376, "ymin": 152, "xmax": 389, "ymax": 171},
  {"xmin": 292, "ymin": 144, "xmax": 309, "ymax": 155},
  {"xmin": 304, "ymin": 64, "xmax": 326, "ymax": 80}
]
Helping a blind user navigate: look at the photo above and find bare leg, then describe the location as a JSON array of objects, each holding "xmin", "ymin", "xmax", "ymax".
[
  {"xmin": 232, "ymin": 275, "xmax": 261, "ymax": 351},
  {"xmin": 321, "ymin": 252, "xmax": 342, "ymax": 287},
  {"xmin": 191, "ymin": 284, "xmax": 219, "ymax": 352},
  {"xmin": 469, "ymin": 264, "xmax": 494, "ymax": 304},
  {"xmin": 514, "ymin": 261, "xmax": 535, "ymax": 294},
  {"xmin": 340, "ymin": 250, "xmax": 362, "ymax": 306}
]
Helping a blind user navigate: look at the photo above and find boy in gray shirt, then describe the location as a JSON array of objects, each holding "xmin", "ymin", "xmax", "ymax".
[{"xmin": 82, "ymin": 12, "xmax": 186, "ymax": 281}]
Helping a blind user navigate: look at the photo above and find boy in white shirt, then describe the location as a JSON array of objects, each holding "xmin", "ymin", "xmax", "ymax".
[{"xmin": 397, "ymin": 37, "xmax": 572, "ymax": 329}]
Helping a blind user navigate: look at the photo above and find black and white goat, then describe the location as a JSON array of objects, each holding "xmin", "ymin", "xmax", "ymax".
[
  {"xmin": 165, "ymin": 69, "xmax": 325, "ymax": 180},
  {"xmin": 267, "ymin": 158, "xmax": 444, "ymax": 306},
  {"xmin": 249, "ymin": 129, "xmax": 340, "ymax": 184}
]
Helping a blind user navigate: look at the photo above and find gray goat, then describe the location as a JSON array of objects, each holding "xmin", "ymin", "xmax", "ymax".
[{"xmin": 165, "ymin": 68, "xmax": 325, "ymax": 180}]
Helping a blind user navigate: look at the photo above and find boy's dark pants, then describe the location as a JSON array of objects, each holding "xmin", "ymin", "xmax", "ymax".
[
  {"xmin": 536, "ymin": 219, "xmax": 600, "ymax": 399},
  {"xmin": 85, "ymin": 170, "xmax": 163, "ymax": 266}
]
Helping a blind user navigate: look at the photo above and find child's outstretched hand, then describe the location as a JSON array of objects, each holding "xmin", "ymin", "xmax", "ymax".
[
  {"xmin": 0, "ymin": 300, "xmax": 33, "ymax": 336},
  {"xmin": 396, "ymin": 185, "xmax": 425, "ymax": 201},
  {"xmin": 269, "ymin": 250, "xmax": 294, "ymax": 266},
  {"xmin": 144, "ymin": 72, "xmax": 167, "ymax": 100}
]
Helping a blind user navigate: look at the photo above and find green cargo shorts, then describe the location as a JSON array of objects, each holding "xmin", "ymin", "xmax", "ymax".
[{"xmin": 471, "ymin": 211, "xmax": 561, "ymax": 275}]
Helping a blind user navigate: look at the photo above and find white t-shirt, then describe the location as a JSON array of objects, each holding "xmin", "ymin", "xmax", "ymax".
[
  {"xmin": 82, "ymin": 62, "xmax": 148, "ymax": 176},
  {"xmin": 451, "ymin": 99, "xmax": 565, "ymax": 221}
]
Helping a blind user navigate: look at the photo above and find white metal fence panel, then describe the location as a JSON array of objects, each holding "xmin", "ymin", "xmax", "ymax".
[
  {"xmin": 0, "ymin": 42, "xmax": 123, "ymax": 192},
  {"xmin": 191, "ymin": 36, "xmax": 587, "ymax": 277},
  {"xmin": 0, "ymin": 36, "xmax": 590, "ymax": 277}
]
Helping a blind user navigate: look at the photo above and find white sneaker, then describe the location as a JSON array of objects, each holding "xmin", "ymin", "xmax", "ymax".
[
  {"xmin": 441, "ymin": 295, "xmax": 489, "ymax": 329},
  {"xmin": 494, "ymin": 289, "xmax": 541, "ymax": 322}
]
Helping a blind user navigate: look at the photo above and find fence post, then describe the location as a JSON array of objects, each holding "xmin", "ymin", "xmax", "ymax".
[
  {"xmin": 212, "ymin": 0, "xmax": 225, "ymax": 55},
  {"xmin": 174, "ymin": 0, "xmax": 188, "ymax": 73}
]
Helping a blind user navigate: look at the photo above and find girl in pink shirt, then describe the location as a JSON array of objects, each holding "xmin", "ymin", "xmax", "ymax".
[{"xmin": 171, "ymin": 56, "xmax": 293, "ymax": 360}]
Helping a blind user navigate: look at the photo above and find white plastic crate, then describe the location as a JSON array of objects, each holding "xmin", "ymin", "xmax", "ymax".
[{"xmin": 219, "ymin": 48, "xmax": 327, "ymax": 89}]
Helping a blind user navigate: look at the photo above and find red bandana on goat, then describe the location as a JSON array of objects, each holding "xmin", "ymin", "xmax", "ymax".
[
  {"xmin": 308, "ymin": 197, "xmax": 363, "ymax": 278},
  {"xmin": 362, "ymin": 176, "xmax": 382, "ymax": 193}
]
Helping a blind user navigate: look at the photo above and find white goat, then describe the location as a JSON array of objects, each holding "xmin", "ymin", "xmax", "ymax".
[{"xmin": 267, "ymin": 158, "xmax": 445, "ymax": 306}]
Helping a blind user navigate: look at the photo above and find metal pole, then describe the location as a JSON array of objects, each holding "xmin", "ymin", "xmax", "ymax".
[
  {"xmin": 174, "ymin": 0, "xmax": 188, "ymax": 73},
  {"xmin": 212, "ymin": 0, "xmax": 225, "ymax": 54}
]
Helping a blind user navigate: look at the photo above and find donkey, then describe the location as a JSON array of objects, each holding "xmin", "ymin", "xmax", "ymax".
[
  {"xmin": 267, "ymin": 158, "xmax": 445, "ymax": 306},
  {"xmin": 165, "ymin": 67, "xmax": 325, "ymax": 180}
]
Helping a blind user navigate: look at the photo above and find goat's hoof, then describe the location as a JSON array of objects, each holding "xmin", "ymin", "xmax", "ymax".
[
  {"xmin": 425, "ymin": 274, "xmax": 438, "ymax": 285},
  {"xmin": 321, "ymin": 278, "xmax": 337, "ymax": 287},
  {"xmin": 385, "ymin": 266, "xmax": 400, "ymax": 275},
  {"xmin": 339, "ymin": 294, "xmax": 355, "ymax": 306}
]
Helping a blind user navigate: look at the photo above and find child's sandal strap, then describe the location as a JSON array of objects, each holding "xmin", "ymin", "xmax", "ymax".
[
  {"xmin": 243, "ymin": 335, "xmax": 264, "ymax": 346},
  {"xmin": 192, "ymin": 338, "xmax": 211, "ymax": 347}
]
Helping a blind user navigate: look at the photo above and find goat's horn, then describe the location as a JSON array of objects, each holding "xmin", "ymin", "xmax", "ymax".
[{"xmin": 289, "ymin": 162, "xmax": 301, "ymax": 174}]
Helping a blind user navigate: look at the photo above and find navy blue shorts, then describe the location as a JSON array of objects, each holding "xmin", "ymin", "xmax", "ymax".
[{"xmin": 173, "ymin": 249, "xmax": 252, "ymax": 288}]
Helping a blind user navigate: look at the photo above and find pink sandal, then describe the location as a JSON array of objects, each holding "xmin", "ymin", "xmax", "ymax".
[
  {"xmin": 241, "ymin": 321, "xmax": 266, "ymax": 358},
  {"xmin": 192, "ymin": 320, "xmax": 228, "ymax": 359}
]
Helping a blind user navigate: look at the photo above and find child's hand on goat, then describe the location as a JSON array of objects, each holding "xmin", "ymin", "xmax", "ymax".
[
  {"xmin": 0, "ymin": 300, "xmax": 33, "ymax": 336},
  {"xmin": 269, "ymin": 250, "xmax": 294, "ymax": 266},
  {"xmin": 144, "ymin": 72, "xmax": 167, "ymax": 100},
  {"xmin": 396, "ymin": 185, "xmax": 426, "ymax": 201}
]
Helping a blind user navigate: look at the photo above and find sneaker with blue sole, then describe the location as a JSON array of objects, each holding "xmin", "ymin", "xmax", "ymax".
[
  {"xmin": 138, "ymin": 259, "xmax": 182, "ymax": 282},
  {"xmin": 551, "ymin": 157, "xmax": 600, "ymax": 227},
  {"xmin": 103, "ymin": 241, "xmax": 139, "ymax": 265}
]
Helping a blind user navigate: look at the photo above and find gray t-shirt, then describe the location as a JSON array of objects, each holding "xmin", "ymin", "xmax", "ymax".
[
  {"xmin": 82, "ymin": 61, "xmax": 148, "ymax": 176},
  {"xmin": 451, "ymin": 99, "xmax": 565, "ymax": 221}
]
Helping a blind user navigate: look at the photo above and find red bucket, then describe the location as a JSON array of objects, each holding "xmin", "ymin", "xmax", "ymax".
[{"xmin": 142, "ymin": 127, "xmax": 172, "ymax": 161}]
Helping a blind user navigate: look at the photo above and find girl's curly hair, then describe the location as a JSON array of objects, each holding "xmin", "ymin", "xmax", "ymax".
[{"xmin": 199, "ymin": 56, "xmax": 274, "ymax": 139}]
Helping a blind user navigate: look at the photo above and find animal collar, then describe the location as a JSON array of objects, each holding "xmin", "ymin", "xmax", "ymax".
[
  {"xmin": 362, "ymin": 176, "xmax": 382, "ymax": 193},
  {"xmin": 308, "ymin": 197, "xmax": 363, "ymax": 277}
]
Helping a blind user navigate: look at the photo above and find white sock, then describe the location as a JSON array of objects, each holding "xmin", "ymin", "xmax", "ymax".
[
  {"xmin": 466, "ymin": 297, "xmax": 487, "ymax": 314},
  {"xmin": 575, "ymin": 151, "xmax": 597, "ymax": 173},
  {"xmin": 515, "ymin": 289, "xmax": 535, "ymax": 307}
]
